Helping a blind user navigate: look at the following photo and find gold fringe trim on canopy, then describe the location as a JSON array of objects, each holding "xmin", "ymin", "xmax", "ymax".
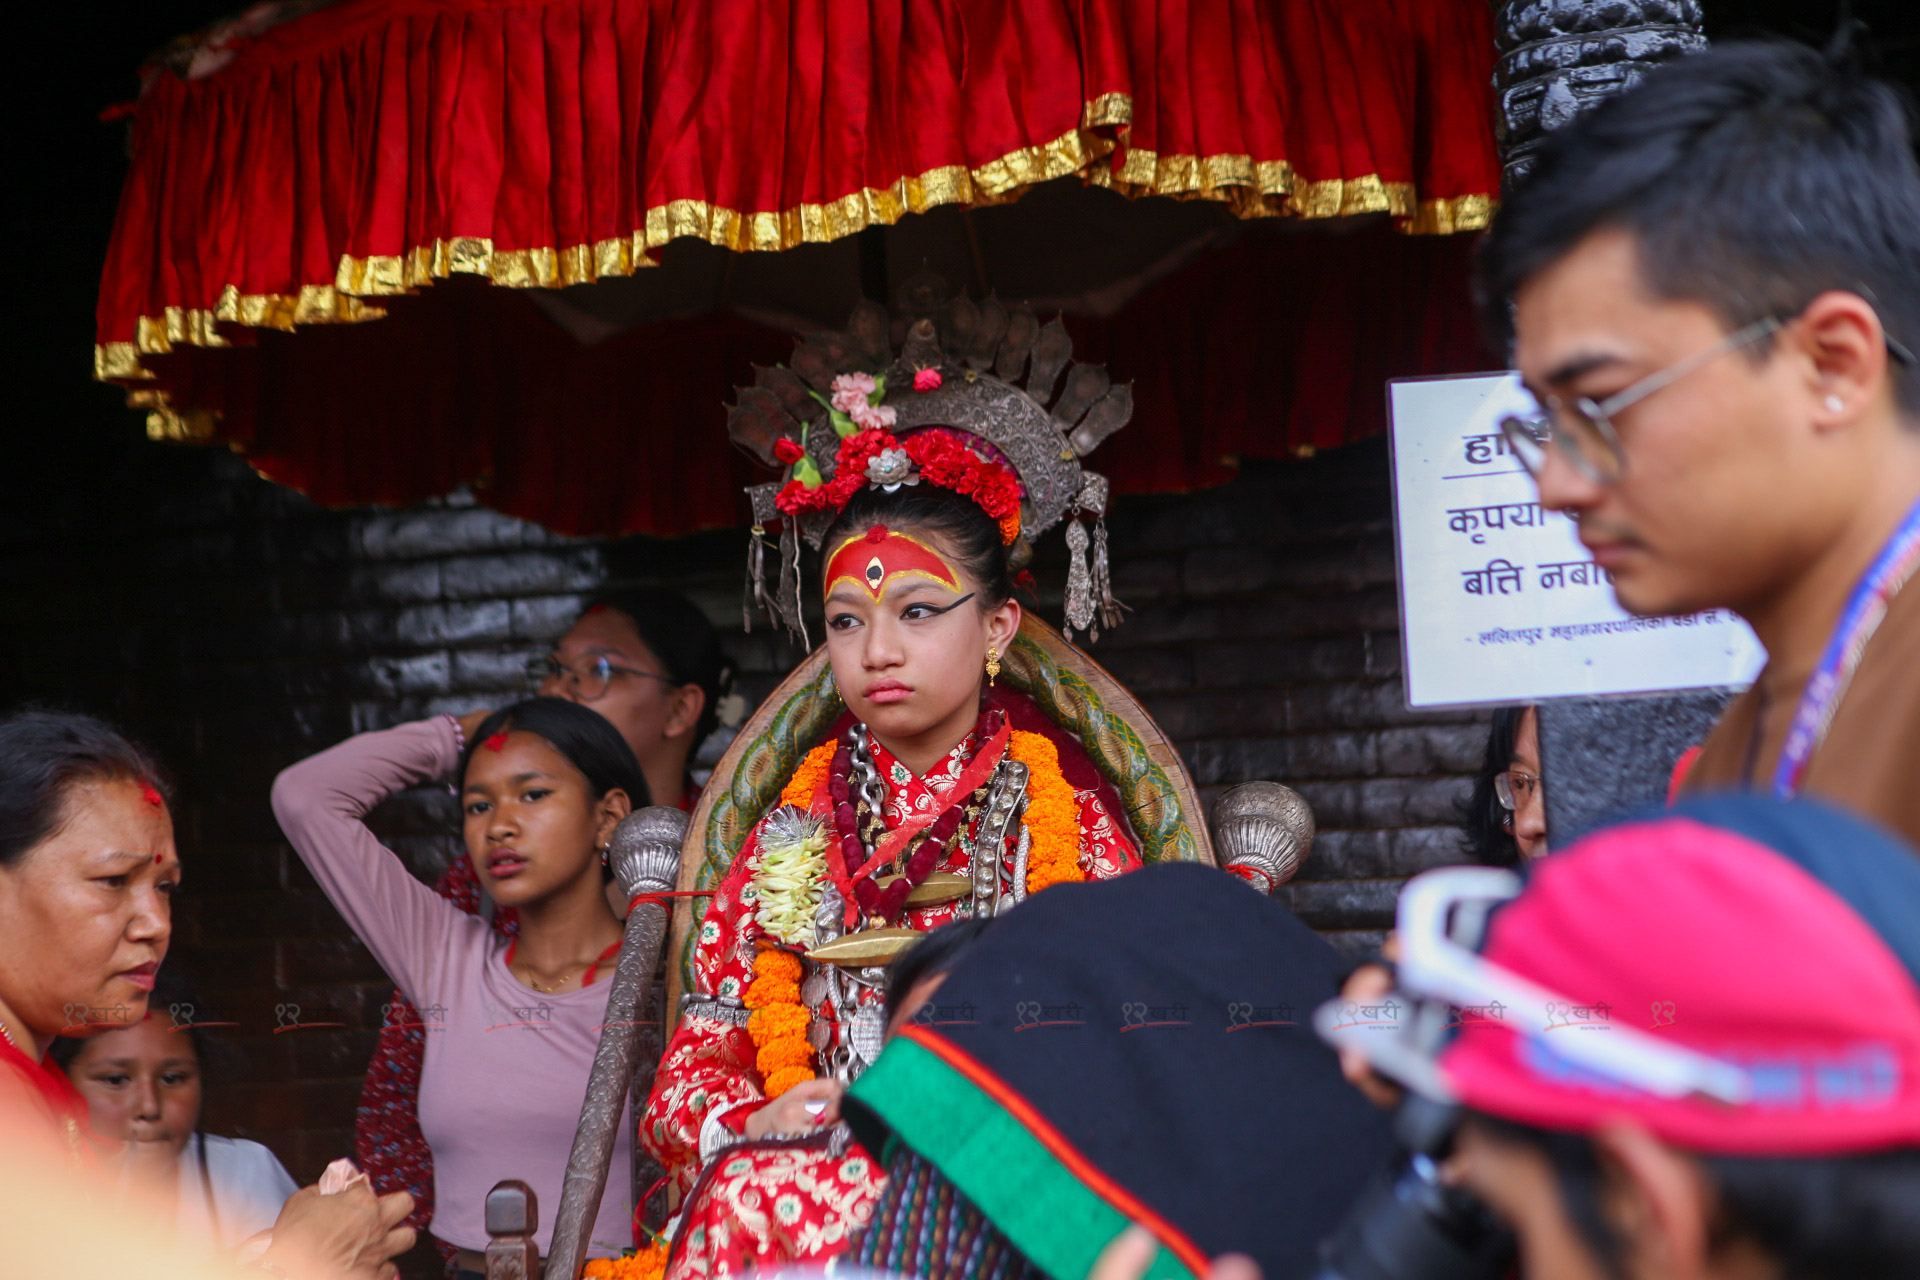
[{"xmin": 96, "ymin": 91, "xmax": 1496, "ymax": 429}]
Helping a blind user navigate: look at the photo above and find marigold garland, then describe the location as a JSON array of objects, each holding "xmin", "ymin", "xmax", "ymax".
[
  {"xmin": 764, "ymin": 1065, "xmax": 818, "ymax": 1097},
  {"xmin": 743, "ymin": 947, "xmax": 815, "ymax": 1098},
  {"xmin": 780, "ymin": 742, "xmax": 838, "ymax": 809},
  {"xmin": 582, "ymin": 1241, "xmax": 669, "ymax": 1280},
  {"xmin": 738, "ymin": 729, "xmax": 1077, "ymax": 1104},
  {"xmin": 1007, "ymin": 730, "xmax": 1085, "ymax": 894}
]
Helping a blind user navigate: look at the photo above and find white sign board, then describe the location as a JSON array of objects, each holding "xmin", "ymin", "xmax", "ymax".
[{"xmin": 1388, "ymin": 372, "xmax": 1765, "ymax": 709}]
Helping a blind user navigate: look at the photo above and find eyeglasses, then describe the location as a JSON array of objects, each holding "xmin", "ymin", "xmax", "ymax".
[
  {"xmin": 1498, "ymin": 316, "xmax": 1785, "ymax": 486},
  {"xmin": 1501, "ymin": 314, "xmax": 1920, "ymax": 486},
  {"xmin": 1494, "ymin": 770, "xmax": 1542, "ymax": 813},
  {"xmin": 526, "ymin": 654, "xmax": 677, "ymax": 703}
]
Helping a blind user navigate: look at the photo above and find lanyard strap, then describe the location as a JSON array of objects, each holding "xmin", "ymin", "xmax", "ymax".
[{"xmin": 1772, "ymin": 496, "xmax": 1920, "ymax": 798}]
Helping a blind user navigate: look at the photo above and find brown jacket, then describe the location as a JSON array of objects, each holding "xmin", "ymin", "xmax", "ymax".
[{"xmin": 1684, "ymin": 578, "xmax": 1920, "ymax": 850}]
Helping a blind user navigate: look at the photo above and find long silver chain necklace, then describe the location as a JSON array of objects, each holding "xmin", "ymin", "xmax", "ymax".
[{"xmin": 847, "ymin": 726, "xmax": 890, "ymax": 865}]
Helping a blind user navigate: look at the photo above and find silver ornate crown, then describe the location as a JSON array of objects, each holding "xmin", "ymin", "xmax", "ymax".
[{"xmin": 725, "ymin": 276, "xmax": 1134, "ymax": 645}]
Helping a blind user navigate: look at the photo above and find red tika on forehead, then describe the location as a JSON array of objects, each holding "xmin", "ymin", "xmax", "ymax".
[
  {"xmin": 141, "ymin": 784, "xmax": 163, "ymax": 808},
  {"xmin": 484, "ymin": 733, "xmax": 510, "ymax": 752},
  {"xmin": 826, "ymin": 527, "xmax": 964, "ymax": 601}
]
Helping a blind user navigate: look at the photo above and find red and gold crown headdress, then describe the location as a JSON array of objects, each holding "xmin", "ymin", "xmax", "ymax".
[{"xmin": 727, "ymin": 278, "xmax": 1133, "ymax": 646}]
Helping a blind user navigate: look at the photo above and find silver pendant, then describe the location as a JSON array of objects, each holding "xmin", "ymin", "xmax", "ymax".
[
  {"xmin": 847, "ymin": 1004, "xmax": 887, "ymax": 1072},
  {"xmin": 801, "ymin": 970, "xmax": 831, "ymax": 1010}
]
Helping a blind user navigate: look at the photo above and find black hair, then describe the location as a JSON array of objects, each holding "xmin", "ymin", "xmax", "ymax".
[
  {"xmin": 0, "ymin": 707, "xmax": 170, "ymax": 868},
  {"xmin": 585, "ymin": 588, "xmax": 736, "ymax": 745},
  {"xmin": 1460, "ymin": 706, "xmax": 1532, "ymax": 868},
  {"xmin": 884, "ymin": 917, "xmax": 997, "ymax": 1026},
  {"xmin": 823, "ymin": 483, "xmax": 1016, "ymax": 609},
  {"xmin": 459, "ymin": 696, "xmax": 650, "ymax": 811},
  {"xmin": 49, "ymin": 960, "xmax": 242, "ymax": 1087},
  {"xmin": 1471, "ymin": 1113, "xmax": 1920, "ymax": 1280},
  {"xmin": 1476, "ymin": 38, "xmax": 1920, "ymax": 416}
]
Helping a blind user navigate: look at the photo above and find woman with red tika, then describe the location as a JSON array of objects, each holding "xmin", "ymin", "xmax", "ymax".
[
  {"xmin": 0, "ymin": 709, "xmax": 415, "ymax": 1277},
  {"xmin": 646, "ymin": 324, "xmax": 1143, "ymax": 1280}
]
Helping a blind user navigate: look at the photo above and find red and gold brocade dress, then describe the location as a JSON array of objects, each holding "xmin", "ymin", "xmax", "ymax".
[{"xmin": 643, "ymin": 692, "xmax": 1138, "ymax": 1280}]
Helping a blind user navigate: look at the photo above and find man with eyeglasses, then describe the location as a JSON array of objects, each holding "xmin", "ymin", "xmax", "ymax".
[{"xmin": 1476, "ymin": 38, "xmax": 1920, "ymax": 846}]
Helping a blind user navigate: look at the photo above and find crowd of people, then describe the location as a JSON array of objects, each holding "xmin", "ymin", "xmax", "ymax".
[{"xmin": 4, "ymin": 33, "xmax": 1920, "ymax": 1280}]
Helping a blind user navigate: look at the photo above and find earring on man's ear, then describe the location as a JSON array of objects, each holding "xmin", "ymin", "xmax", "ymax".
[{"xmin": 985, "ymin": 646, "xmax": 1001, "ymax": 687}]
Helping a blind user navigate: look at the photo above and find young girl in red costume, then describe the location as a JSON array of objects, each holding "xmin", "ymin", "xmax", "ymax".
[{"xmin": 645, "ymin": 391, "xmax": 1140, "ymax": 1280}]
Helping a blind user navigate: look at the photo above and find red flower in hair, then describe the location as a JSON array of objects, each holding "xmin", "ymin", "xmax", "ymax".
[
  {"xmin": 771, "ymin": 423, "xmax": 1022, "ymax": 544},
  {"xmin": 775, "ymin": 428, "xmax": 901, "ymax": 515},
  {"xmin": 904, "ymin": 433, "xmax": 1020, "ymax": 521}
]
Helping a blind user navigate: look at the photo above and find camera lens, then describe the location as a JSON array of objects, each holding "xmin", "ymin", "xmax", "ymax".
[{"xmin": 1312, "ymin": 1148, "xmax": 1515, "ymax": 1280}]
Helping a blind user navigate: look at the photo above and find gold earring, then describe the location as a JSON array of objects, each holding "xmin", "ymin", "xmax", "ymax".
[{"xmin": 985, "ymin": 646, "xmax": 1001, "ymax": 687}]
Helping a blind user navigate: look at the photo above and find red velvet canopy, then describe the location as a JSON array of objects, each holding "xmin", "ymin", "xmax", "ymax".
[{"xmin": 94, "ymin": 0, "xmax": 1503, "ymax": 538}]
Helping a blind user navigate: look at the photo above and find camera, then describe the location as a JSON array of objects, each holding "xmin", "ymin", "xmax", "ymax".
[
  {"xmin": 1312, "ymin": 868, "xmax": 1525, "ymax": 1280},
  {"xmin": 1310, "ymin": 1095, "xmax": 1514, "ymax": 1280}
]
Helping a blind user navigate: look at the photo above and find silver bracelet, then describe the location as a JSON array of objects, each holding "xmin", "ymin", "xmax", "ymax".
[
  {"xmin": 698, "ymin": 1102, "xmax": 748, "ymax": 1166},
  {"xmin": 681, "ymin": 993, "xmax": 750, "ymax": 1026}
]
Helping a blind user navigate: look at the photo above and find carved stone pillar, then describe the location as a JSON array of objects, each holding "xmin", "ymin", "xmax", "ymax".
[{"xmin": 1494, "ymin": 1, "xmax": 1706, "ymax": 187}]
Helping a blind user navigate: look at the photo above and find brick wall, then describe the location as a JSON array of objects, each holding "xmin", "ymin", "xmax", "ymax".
[{"xmin": 0, "ymin": 435, "xmax": 1482, "ymax": 1241}]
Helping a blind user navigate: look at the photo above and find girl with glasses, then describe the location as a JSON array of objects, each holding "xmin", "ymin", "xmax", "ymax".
[{"xmin": 1463, "ymin": 705, "xmax": 1548, "ymax": 864}]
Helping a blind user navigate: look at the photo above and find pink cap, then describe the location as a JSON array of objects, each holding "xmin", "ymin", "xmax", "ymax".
[{"xmin": 1441, "ymin": 816, "xmax": 1920, "ymax": 1154}]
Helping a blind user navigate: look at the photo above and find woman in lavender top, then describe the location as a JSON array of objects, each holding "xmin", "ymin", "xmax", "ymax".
[{"xmin": 272, "ymin": 697, "xmax": 646, "ymax": 1276}]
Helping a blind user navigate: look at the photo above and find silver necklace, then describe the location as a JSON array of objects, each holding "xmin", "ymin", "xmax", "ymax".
[{"xmin": 847, "ymin": 726, "xmax": 889, "ymax": 857}]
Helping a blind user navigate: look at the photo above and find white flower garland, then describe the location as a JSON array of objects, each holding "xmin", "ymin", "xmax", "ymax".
[{"xmin": 752, "ymin": 805, "xmax": 830, "ymax": 946}]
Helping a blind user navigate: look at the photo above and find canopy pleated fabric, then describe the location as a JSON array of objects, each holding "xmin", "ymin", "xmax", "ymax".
[
  {"xmin": 121, "ymin": 226, "xmax": 1489, "ymax": 538},
  {"xmin": 93, "ymin": 0, "xmax": 1502, "ymax": 537}
]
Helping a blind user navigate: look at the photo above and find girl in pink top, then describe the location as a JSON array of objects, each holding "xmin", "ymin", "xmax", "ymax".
[{"xmin": 272, "ymin": 697, "xmax": 646, "ymax": 1272}]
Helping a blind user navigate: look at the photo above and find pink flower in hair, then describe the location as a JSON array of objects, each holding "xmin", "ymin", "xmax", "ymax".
[
  {"xmin": 830, "ymin": 373, "xmax": 878, "ymax": 417},
  {"xmin": 850, "ymin": 401, "xmax": 897, "ymax": 431}
]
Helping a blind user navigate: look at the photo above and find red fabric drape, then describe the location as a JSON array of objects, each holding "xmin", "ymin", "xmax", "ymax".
[
  {"xmin": 134, "ymin": 226, "xmax": 1491, "ymax": 539},
  {"xmin": 95, "ymin": 0, "xmax": 1500, "ymax": 398}
]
